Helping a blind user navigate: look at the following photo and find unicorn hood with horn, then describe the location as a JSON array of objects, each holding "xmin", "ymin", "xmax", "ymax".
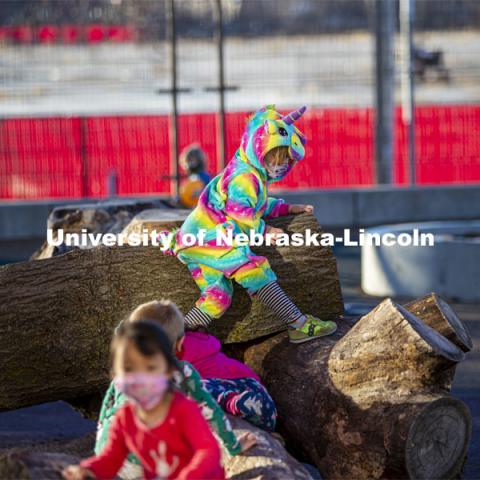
[
  {"xmin": 237, "ymin": 104, "xmax": 307, "ymax": 183},
  {"xmin": 172, "ymin": 105, "xmax": 307, "ymax": 260}
]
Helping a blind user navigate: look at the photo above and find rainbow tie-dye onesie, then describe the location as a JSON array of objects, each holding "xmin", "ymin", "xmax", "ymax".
[{"xmin": 172, "ymin": 105, "xmax": 308, "ymax": 319}]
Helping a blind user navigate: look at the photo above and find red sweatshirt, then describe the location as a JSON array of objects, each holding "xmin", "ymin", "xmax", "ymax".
[{"xmin": 81, "ymin": 391, "xmax": 225, "ymax": 480}]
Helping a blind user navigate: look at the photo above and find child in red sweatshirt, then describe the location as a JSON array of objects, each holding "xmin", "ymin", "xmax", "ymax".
[{"xmin": 63, "ymin": 321, "xmax": 224, "ymax": 480}]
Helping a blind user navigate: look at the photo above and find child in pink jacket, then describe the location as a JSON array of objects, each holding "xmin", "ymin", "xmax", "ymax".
[{"xmin": 178, "ymin": 331, "xmax": 277, "ymax": 432}]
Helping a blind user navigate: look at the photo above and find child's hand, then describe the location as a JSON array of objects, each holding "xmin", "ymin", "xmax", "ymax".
[
  {"xmin": 265, "ymin": 226, "xmax": 284, "ymax": 245},
  {"xmin": 62, "ymin": 465, "xmax": 94, "ymax": 480},
  {"xmin": 288, "ymin": 204, "xmax": 314, "ymax": 214},
  {"xmin": 238, "ymin": 432, "xmax": 257, "ymax": 452}
]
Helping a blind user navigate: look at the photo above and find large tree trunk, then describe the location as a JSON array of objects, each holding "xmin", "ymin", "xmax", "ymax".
[
  {"xmin": 238, "ymin": 297, "xmax": 472, "ymax": 480},
  {"xmin": 0, "ymin": 212, "xmax": 343, "ymax": 411},
  {"xmin": 0, "ymin": 417, "xmax": 314, "ymax": 480}
]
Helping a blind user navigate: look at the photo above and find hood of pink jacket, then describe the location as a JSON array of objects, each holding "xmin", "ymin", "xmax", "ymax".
[{"xmin": 178, "ymin": 331, "xmax": 261, "ymax": 383}]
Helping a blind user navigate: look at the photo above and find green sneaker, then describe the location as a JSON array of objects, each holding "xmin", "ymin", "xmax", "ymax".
[{"xmin": 288, "ymin": 315, "xmax": 337, "ymax": 344}]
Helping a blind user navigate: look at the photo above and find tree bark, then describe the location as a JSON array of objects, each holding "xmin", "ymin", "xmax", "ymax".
[
  {"xmin": 0, "ymin": 417, "xmax": 315, "ymax": 480},
  {"xmin": 238, "ymin": 298, "xmax": 472, "ymax": 480},
  {"xmin": 0, "ymin": 212, "xmax": 343, "ymax": 411}
]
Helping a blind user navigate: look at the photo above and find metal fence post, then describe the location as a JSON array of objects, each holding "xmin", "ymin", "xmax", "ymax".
[
  {"xmin": 215, "ymin": 0, "xmax": 226, "ymax": 171},
  {"xmin": 168, "ymin": 0, "xmax": 180, "ymax": 198},
  {"xmin": 374, "ymin": 0, "xmax": 396, "ymax": 185},
  {"xmin": 400, "ymin": 0, "xmax": 416, "ymax": 185}
]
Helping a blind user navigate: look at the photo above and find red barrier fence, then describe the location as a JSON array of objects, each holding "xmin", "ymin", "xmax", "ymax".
[
  {"xmin": 1, "ymin": 105, "xmax": 479, "ymax": 200},
  {"xmin": 0, "ymin": 24, "xmax": 138, "ymax": 44}
]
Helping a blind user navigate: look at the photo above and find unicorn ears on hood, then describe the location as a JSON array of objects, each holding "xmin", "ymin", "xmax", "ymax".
[{"xmin": 262, "ymin": 105, "xmax": 308, "ymax": 146}]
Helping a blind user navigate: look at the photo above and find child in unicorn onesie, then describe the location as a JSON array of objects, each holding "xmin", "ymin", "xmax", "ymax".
[{"xmin": 171, "ymin": 105, "xmax": 337, "ymax": 343}]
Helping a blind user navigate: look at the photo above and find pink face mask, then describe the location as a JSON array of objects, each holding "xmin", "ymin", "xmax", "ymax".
[{"xmin": 114, "ymin": 372, "xmax": 169, "ymax": 411}]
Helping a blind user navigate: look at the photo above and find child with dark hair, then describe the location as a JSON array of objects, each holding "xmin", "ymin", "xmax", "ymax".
[
  {"xmin": 63, "ymin": 321, "xmax": 225, "ymax": 480},
  {"xmin": 95, "ymin": 300, "xmax": 256, "ymax": 479}
]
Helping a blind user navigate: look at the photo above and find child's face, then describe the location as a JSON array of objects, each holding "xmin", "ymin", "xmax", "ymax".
[
  {"xmin": 264, "ymin": 147, "xmax": 294, "ymax": 180},
  {"xmin": 264, "ymin": 148, "xmax": 292, "ymax": 169},
  {"xmin": 114, "ymin": 339, "xmax": 172, "ymax": 379}
]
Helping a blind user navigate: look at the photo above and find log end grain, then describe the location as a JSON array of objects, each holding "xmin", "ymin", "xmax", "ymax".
[
  {"xmin": 405, "ymin": 293, "xmax": 473, "ymax": 353},
  {"xmin": 434, "ymin": 296, "xmax": 473, "ymax": 352},
  {"xmin": 405, "ymin": 397, "xmax": 472, "ymax": 480},
  {"xmin": 396, "ymin": 304, "xmax": 465, "ymax": 364}
]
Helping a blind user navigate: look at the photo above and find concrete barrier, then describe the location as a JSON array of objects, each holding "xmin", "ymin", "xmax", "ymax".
[
  {"xmin": 1, "ymin": 185, "xmax": 480, "ymax": 262},
  {"xmin": 281, "ymin": 184, "xmax": 480, "ymax": 228},
  {"xmin": 361, "ymin": 220, "xmax": 480, "ymax": 302}
]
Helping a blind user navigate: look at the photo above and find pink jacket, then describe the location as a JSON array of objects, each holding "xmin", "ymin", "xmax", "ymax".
[{"xmin": 178, "ymin": 332, "xmax": 261, "ymax": 383}]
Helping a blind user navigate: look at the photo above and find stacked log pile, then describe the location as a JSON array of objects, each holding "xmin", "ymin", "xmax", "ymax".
[{"xmin": 0, "ymin": 208, "xmax": 472, "ymax": 479}]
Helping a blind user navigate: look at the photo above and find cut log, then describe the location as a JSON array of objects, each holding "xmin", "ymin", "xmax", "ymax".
[
  {"xmin": 404, "ymin": 292, "xmax": 473, "ymax": 352},
  {"xmin": 402, "ymin": 293, "xmax": 473, "ymax": 390},
  {"xmin": 239, "ymin": 298, "xmax": 471, "ymax": 480},
  {"xmin": 0, "ymin": 417, "xmax": 315, "ymax": 480},
  {"xmin": 0, "ymin": 213, "xmax": 343, "ymax": 410},
  {"xmin": 328, "ymin": 300, "xmax": 464, "ymax": 400}
]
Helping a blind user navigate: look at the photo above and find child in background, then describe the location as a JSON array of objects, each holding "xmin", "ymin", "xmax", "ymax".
[
  {"xmin": 163, "ymin": 105, "xmax": 337, "ymax": 344},
  {"xmin": 179, "ymin": 143, "xmax": 212, "ymax": 186},
  {"xmin": 179, "ymin": 144, "xmax": 212, "ymax": 209},
  {"xmin": 96, "ymin": 301, "xmax": 256, "ymax": 480},
  {"xmin": 63, "ymin": 321, "xmax": 224, "ymax": 480},
  {"xmin": 131, "ymin": 300, "xmax": 277, "ymax": 432}
]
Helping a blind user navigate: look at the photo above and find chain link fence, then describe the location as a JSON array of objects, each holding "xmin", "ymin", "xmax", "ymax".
[{"xmin": 0, "ymin": 0, "xmax": 479, "ymax": 199}]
